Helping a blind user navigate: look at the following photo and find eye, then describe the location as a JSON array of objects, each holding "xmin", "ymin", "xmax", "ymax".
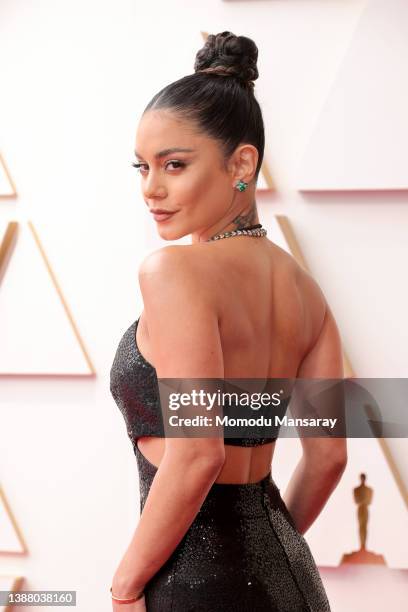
[
  {"xmin": 132, "ymin": 162, "xmax": 146, "ymax": 172},
  {"xmin": 165, "ymin": 160, "xmax": 186, "ymax": 170}
]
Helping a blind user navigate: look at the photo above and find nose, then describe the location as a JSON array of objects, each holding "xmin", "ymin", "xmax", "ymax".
[{"xmin": 142, "ymin": 170, "xmax": 167, "ymax": 201}]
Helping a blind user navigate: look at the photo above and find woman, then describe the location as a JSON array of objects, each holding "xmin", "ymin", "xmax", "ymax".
[{"xmin": 109, "ymin": 31, "xmax": 347, "ymax": 611}]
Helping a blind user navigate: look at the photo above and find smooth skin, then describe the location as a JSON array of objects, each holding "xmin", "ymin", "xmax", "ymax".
[{"xmin": 111, "ymin": 109, "xmax": 347, "ymax": 608}]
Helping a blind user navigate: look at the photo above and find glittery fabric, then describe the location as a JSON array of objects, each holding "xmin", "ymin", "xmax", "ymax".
[
  {"xmin": 110, "ymin": 318, "xmax": 165, "ymax": 440},
  {"xmin": 133, "ymin": 443, "xmax": 331, "ymax": 612},
  {"xmin": 110, "ymin": 318, "xmax": 332, "ymax": 611},
  {"xmin": 109, "ymin": 317, "xmax": 277, "ymax": 446}
]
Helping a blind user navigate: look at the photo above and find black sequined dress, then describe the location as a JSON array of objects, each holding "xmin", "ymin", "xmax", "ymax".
[{"xmin": 110, "ymin": 317, "xmax": 331, "ymax": 612}]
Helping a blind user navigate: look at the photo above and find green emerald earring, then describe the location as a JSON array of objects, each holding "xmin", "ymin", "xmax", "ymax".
[{"xmin": 235, "ymin": 179, "xmax": 248, "ymax": 192}]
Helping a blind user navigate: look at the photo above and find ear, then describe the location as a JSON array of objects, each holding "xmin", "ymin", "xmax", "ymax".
[{"xmin": 228, "ymin": 144, "xmax": 259, "ymax": 186}]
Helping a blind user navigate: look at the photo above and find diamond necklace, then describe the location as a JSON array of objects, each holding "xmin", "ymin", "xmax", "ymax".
[{"xmin": 206, "ymin": 223, "xmax": 267, "ymax": 242}]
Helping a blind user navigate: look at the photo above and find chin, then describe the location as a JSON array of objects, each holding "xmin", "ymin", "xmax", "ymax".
[{"xmin": 156, "ymin": 225, "xmax": 188, "ymax": 241}]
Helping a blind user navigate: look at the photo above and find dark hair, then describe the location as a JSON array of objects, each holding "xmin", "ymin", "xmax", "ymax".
[{"xmin": 143, "ymin": 31, "xmax": 265, "ymax": 179}]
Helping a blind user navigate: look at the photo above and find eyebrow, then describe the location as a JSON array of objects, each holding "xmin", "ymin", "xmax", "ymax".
[{"xmin": 134, "ymin": 147, "xmax": 196, "ymax": 159}]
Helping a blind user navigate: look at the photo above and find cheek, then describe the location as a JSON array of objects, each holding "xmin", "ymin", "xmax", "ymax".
[
  {"xmin": 176, "ymin": 169, "xmax": 231, "ymax": 216},
  {"xmin": 178, "ymin": 172, "xmax": 207, "ymax": 203}
]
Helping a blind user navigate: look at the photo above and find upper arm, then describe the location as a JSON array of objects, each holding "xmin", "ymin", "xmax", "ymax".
[
  {"xmin": 294, "ymin": 302, "xmax": 347, "ymax": 466},
  {"xmin": 138, "ymin": 246, "xmax": 225, "ymax": 466},
  {"xmin": 139, "ymin": 246, "xmax": 223, "ymax": 379}
]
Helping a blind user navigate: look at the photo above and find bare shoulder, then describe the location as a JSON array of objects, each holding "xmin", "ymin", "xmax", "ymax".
[
  {"xmin": 138, "ymin": 244, "xmax": 219, "ymax": 315},
  {"xmin": 137, "ymin": 244, "xmax": 224, "ymax": 380},
  {"xmin": 139, "ymin": 244, "xmax": 190, "ymax": 275},
  {"xmin": 139, "ymin": 243, "xmax": 213, "ymax": 277}
]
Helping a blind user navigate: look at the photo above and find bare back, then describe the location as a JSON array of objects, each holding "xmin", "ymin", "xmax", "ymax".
[{"xmin": 136, "ymin": 237, "xmax": 327, "ymax": 483}]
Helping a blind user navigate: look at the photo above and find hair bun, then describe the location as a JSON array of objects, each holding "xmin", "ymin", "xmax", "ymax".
[{"xmin": 194, "ymin": 31, "xmax": 259, "ymax": 86}]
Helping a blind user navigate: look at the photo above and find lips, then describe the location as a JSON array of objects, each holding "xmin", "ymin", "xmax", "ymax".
[{"xmin": 152, "ymin": 211, "xmax": 176, "ymax": 222}]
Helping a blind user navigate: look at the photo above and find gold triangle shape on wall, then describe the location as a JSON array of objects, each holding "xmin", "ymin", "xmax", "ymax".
[
  {"xmin": 0, "ymin": 484, "xmax": 27, "ymax": 554},
  {"xmin": 200, "ymin": 31, "xmax": 275, "ymax": 193},
  {"xmin": 274, "ymin": 214, "xmax": 407, "ymax": 509},
  {"xmin": 0, "ymin": 221, "xmax": 95, "ymax": 376},
  {"xmin": 0, "ymin": 153, "xmax": 17, "ymax": 198},
  {"xmin": 257, "ymin": 163, "xmax": 275, "ymax": 191},
  {"xmin": 0, "ymin": 221, "xmax": 18, "ymax": 285}
]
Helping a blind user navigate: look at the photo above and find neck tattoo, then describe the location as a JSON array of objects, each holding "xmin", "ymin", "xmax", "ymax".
[{"xmin": 205, "ymin": 204, "xmax": 267, "ymax": 242}]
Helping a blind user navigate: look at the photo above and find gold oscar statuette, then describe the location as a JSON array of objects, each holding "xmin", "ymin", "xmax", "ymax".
[{"xmin": 340, "ymin": 473, "xmax": 386, "ymax": 565}]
